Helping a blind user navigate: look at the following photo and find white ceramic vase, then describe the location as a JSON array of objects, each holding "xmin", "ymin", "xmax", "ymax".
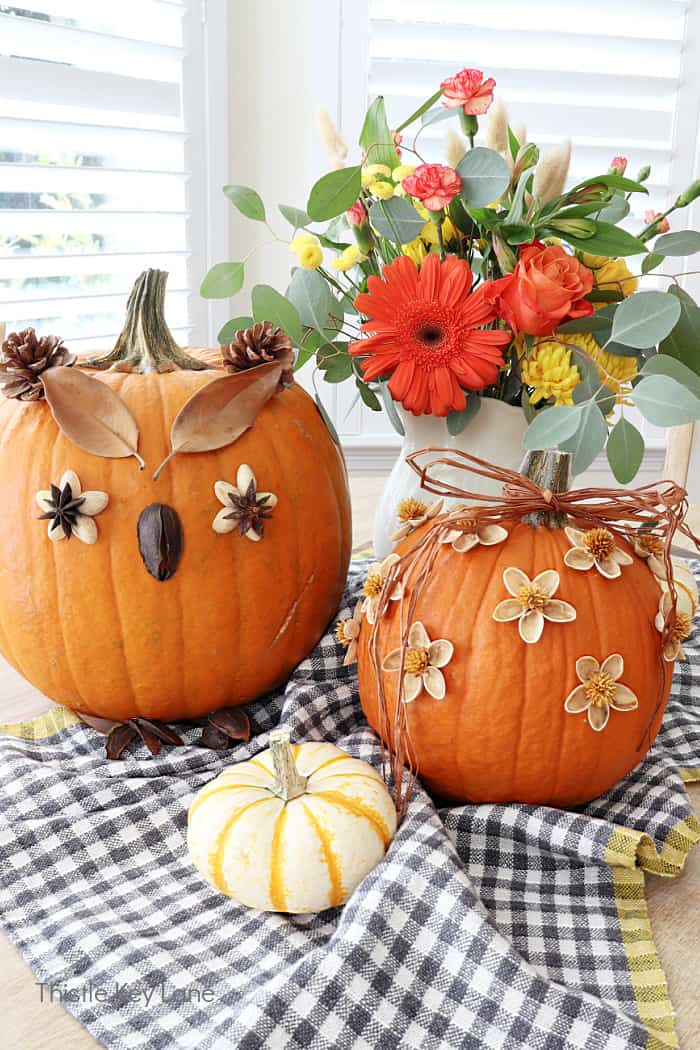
[{"xmin": 373, "ymin": 398, "xmax": 529, "ymax": 558}]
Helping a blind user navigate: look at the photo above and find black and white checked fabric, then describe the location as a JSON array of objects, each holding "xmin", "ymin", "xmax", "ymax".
[{"xmin": 0, "ymin": 561, "xmax": 698, "ymax": 1050}]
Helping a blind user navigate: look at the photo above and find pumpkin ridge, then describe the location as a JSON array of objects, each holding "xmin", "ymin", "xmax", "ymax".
[
  {"xmin": 268, "ymin": 805, "xmax": 288, "ymax": 911},
  {"xmin": 308, "ymin": 754, "xmax": 348, "ymax": 778},
  {"xmin": 311, "ymin": 790, "xmax": 392, "ymax": 848},
  {"xmin": 301, "ymin": 801, "xmax": 344, "ymax": 908},
  {"xmin": 102, "ymin": 452, "xmax": 140, "ymax": 718},
  {"xmin": 263, "ymin": 403, "xmax": 301, "ymax": 658},
  {"xmin": 551, "ymin": 527, "xmax": 576, "ymax": 803},
  {"xmin": 314, "ymin": 771, "xmax": 385, "ymax": 788},
  {"xmin": 209, "ymin": 795, "xmax": 275, "ymax": 894},
  {"xmin": 188, "ymin": 783, "xmax": 269, "ymax": 821}
]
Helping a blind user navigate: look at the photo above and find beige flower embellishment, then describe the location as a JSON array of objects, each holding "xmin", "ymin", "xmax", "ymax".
[
  {"xmin": 212, "ymin": 464, "xmax": 277, "ymax": 541},
  {"xmin": 655, "ymin": 592, "xmax": 693, "ymax": 662},
  {"xmin": 361, "ymin": 553, "xmax": 404, "ymax": 625},
  {"xmin": 391, "ymin": 497, "xmax": 443, "ymax": 541},
  {"xmin": 382, "ymin": 621, "xmax": 454, "ymax": 702},
  {"xmin": 564, "ymin": 526, "xmax": 633, "ymax": 579},
  {"xmin": 632, "ymin": 531, "xmax": 665, "ymax": 579},
  {"xmin": 440, "ymin": 518, "xmax": 508, "ymax": 554},
  {"xmin": 335, "ymin": 600, "xmax": 363, "ymax": 666},
  {"xmin": 492, "ymin": 567, "xmax": 576, "ymax": 644},
  {"xmin": 564, "ymin": 654, "xmax": 638, "ymax": 732},
  {"xmin": 36, "ymin": 469, "xmax": 108, "ymax": 544}
]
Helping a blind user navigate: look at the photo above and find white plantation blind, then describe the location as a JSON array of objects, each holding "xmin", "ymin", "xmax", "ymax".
[
  {"xmin": 367, "ymin": 0, "xmax": 692, "ymax": 221},
  {"xmin": 0, "ymin": 0, "xmax": 195, "ymax": 349}
]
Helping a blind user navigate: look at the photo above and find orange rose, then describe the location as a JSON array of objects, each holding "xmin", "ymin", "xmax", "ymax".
[{"xmin": 485, "ymin": 242, "xmax": 594, "ymax": 337}]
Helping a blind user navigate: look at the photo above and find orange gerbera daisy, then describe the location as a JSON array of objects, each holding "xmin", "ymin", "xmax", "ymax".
[{"xmin": 350, "ymin": 254, "xmax": 512, "ymax": 416}]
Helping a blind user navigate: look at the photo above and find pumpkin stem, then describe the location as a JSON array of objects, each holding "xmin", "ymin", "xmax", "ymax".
[
  {"xmin": 520, "ymin": 449, "xmax": 572, "ymax": 528},
  {"xmin": 83, "ymin": 270, "xmax": 211, "ymax": 374},
  {"xmin": 269, "ymin": 729, "xmax": 308, "ymax": 802}
]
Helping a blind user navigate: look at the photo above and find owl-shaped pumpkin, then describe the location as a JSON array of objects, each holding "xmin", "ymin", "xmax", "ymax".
[
  {"xmin": 0, "ymin": 271, "xmax": 351, "ymax": 721},
  {"xmin": 357, "ymin": 451, "xmax": 685, "ymax": 808}
]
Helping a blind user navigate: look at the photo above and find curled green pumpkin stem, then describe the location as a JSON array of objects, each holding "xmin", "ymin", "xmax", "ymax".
[{"xmin": 84, "ymin": 269, "xmax": 211, "ymax": 374}]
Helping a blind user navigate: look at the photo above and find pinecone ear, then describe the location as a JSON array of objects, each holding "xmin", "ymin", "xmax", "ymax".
[
  {"xmin": 0, "ymin": 327, "xmax": 76, "ymax": 402},
  {"xmin": 222, "ymin": 322, "xmax": 294, "ymax": 387}
]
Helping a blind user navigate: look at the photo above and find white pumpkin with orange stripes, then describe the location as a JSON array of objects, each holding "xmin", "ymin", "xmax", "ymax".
[{"xmin": 187, "ymin": 729, "xmax": 397, "ymax": 913}]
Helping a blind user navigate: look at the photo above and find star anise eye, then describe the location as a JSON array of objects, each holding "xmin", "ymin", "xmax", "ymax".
[
  {"xmin": 38, "ymin": 480, "xmax": 85, "ymax": 539},
  {"xmin": 223, "ymin": 479, "xmax": 273, "ymax": 538}
]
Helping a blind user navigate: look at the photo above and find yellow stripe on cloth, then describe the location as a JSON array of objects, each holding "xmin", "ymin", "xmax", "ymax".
[{"xmin": 0, "ymin": 706, "xmax": 80, "ymax": 740}]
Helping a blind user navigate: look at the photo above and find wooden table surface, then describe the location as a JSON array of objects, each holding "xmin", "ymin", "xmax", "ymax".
[{"xmin": 2, "ymin": 476, "xmax": 699, "ymax": 1048}]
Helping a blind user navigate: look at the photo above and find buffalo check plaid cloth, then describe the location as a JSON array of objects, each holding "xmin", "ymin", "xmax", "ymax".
[{"xmin": 0, "ymin": 560, "xmax": 698, "ymax": 1050}]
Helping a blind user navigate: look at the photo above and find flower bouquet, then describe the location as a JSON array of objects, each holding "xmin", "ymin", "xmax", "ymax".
[{"xmin": 202, "ymin": 67, "xmax": 700, "ymax": 491}]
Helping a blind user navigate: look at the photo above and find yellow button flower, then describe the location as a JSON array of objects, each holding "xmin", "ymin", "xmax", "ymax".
[
  {"xmin": 368, "ymin": 180, "xmax": 394, "ymax": 200},
  {"xmin": 289, "ymin": 233, "xmax": 316, "ymax": 253},
  {"xmin": 298, "ymin": 242, "xmax": 323, "ymax": 269},
  {"xmin": 521, "ymin": 341, "xmax": 581, "ymax": 406},
  {"xmin": 331, "ymin": 244, "xmax": 367, "ymax": 272},
  {"xmin": 392, "ymin": 164, "xmax": 416, "ymax": 182}
]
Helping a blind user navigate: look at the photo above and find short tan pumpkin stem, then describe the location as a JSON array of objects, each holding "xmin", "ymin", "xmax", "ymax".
[
  {"xmin": 83, "ymin": 269, "xmax": 211, "ymax": 374},
  {"xmin": 520, "ymin": 449, "xmax": 572, "ymax": 529},
  {"xmin": 269, "ymin": 729, "xmax": 308, "ymax": 802}
]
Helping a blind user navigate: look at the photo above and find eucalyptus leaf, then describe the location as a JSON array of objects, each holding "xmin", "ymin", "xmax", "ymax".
[
  {"xmin": 380, "ymin": 382, "xmax": 405, "ymax": 436},
  {"xmin": 641, "ymin": 253, "xmax": 663, "ymax": 274},
  {"xmin": 279, "ymin": 204, "xmax": 310, "ymax": 229},
  {"xmin": 223, "ymin": 185, "xmax": 266, "ymax": 222},
  {"xmin": 217, "ymin": 315, "xmax": 253, "ymax": 344},
  {"xmin": 651, "ymin": 230, "xmax": 700, "ymax": 257},
  {"xmin": 307, "ymin": 165, "xmax": 362, "ymax": 222},
  {"xmin": 641, "ymin": 354, "xmax": 700, "ymax": 399},
  {"xmin": 356, "ymin": 378, "xmax": 382, "ymax": 411},
  {"xmin": 660, "ymin": 288, "xmax": 700, "ymax": 375},
  {"xmin": 606, "ymin": 417, "xmax": 644, "ymax": 484},
  {"xmin": 523, "ymin": 404, "xmax": 582, "ymax": 450},
  {"xmin": 251, "ymin": 284, "xmax": 303, "ymax": 345},
  {"xmin": 319, "ymin": 351, "xmax": 353, "ymax": 383},
  {"xmin": 368, "ymin": 197, "xmax": 425, "ymax": 244},
  {"xmin": 559, "ymin": 401, "xmax": 607, "ymax": 474},
  {"xmin": 456, "ymin": 147, "xmax": 510, "ymax": 208},
  {"xmin": 595, "ymin": 195, "xmax": 630, "ymax": 225},
  {"xmin": 557, "ymin": 306, "xmax": 616, "ymax": 335},
  {"xmin": 447, "ymin": 395, "xmax": 481, "ymax": 436},
  {"xmin": 419, "ymin": 106, "xmax": 455, "ymax": 128},
  {"xmin": 610, "ymin": 291, "xmax": 681, "ymax": 348},
  {"xmin": 200, "ymin": 261, "xmax": 245, "ymax": 299},
  {"xmin": 287, "ymin": 267, "xmax": 336, "ymax": 334},
  {"xmin": 630, "ymin": 374, "xmax": 700, "ymax": 425},
  {"xmin": 359, "ymin": 97, "xmax": 400, "ymax": 170}
]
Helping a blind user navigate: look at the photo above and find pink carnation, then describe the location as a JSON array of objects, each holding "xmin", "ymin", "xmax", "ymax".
[
  {"xmin": 346, "ymin": 200, "xmax": 368, "ymax": 227},
  {"xmin": 610, "ymin": 156, "xmax": 628, "ymax": 175},
  {"xmin": 644, "ymin": 210, "xmax": 670, "ymax": 233},
  {"xmin": 402, "ymin": 164, "xmax": 462, "ymax": 211},
  {"xmin": 440, "ymin": 69, "xmax": 496, "ymax": 116}
]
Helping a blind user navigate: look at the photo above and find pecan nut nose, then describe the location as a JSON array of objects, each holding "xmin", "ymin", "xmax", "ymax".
[{"xmin": 137, "ymin": 503, "xmax": 183, "ymax": 581}]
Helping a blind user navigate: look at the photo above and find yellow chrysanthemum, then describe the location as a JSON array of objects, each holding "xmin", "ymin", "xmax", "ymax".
[
  {"xmin": 361, "ymin": 164, "xmax": 392, "ymax": 188},
  {"xmin": 580, "ymin": 253, "xmax": 638, "ymax": 306},
  {"xmin": 392, "ymin": 164, "xmax": 415, "ymax": 182},
  {"xmin": 331, "ymin": 244, "xmax": 367, "ymax": 272},
  {"xmin": 402, "ymin": 237, "xmax": 429, "ymax": 266},
  {"xmin": 585, "ymin": 339, "xmax": 637, "ymax": 395},
  {"xmin": 298, "ymin": 243, "xmax": 323, "ymax": 269},
  {"xmin": 368, "ymin": 180, "xmax": 394, "ymax": 200},
  {"xmin": 289, "ymin": 233, "xmax": 316, "ymax": 252},
  {"xmin": 521, "ymin": 341, "xmax": 581, "ymax": 406},
  {"xmin": 421, "ymin": 217, "xmax": 459, "ymax": 245}
]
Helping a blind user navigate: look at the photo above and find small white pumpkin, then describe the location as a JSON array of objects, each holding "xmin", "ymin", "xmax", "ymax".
[
  {"xmin": 659, "ymin": 556, "xmax": 699, "ymax": 620},
  {"xmin": 187, "ymin": 729, "xmax": 397, "ymax": 913}
]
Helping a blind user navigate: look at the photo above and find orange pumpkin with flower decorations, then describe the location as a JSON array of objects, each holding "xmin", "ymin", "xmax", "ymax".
[{"xmin": 354, "ymin": 450, "xmax": 689, "ymax": 809}]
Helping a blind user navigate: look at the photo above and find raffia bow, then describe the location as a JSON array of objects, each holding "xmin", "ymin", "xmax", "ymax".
[{"xmin": 371, "ymin": 449, "xmax": 699, "ymax": 817}]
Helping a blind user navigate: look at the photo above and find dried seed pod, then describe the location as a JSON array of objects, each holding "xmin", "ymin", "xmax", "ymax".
[
  {"xmin": 137, "ymin": 503, "xmax": 183, "ymax": 581},
  {"xmin": 132, "ymin": 717, "xmax": 184, "ymax": 747},
  {"xmin": 200, "ymin": 723, "xmax": 230, "ymax": 750},
  {"xmin": 106, "ymin": 723, "xmax": 139, "ymax": 760},
  {"xmin": 208, "ymin": 706, "xmax": 251, "ymax": 742}
]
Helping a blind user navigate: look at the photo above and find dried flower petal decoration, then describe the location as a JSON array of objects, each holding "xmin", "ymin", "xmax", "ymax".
[
  {"xmin": 492, "ymin": 567, "xmax": 576, "ymax": 644},
  {"xmin": 655, "ymin": 591, "xmax": 693, "ymax": 662},
  {"xmin": 35, "ymin": 469, "xmax": 108, "ymax": 544},
  {"xmin": 391, "ymin": 497, "xmax": 444, "ymax": 541},
  {"xmin": 440, "ymin": 517, "xmax": 508, "ymax": 554},
  {"xmin": 361, "ymin": 553, "xmax": 404, "ymax": 625},
  {"xmin": 212, "ymin": 464, "xmax": 277, "ymax": 541},
  {"xmin": 632, "ymin": 530, "xmax": 666, "ymax": 579},
  {"xmin": 564, "ymin": 654, "xmax": 638, "ymax": 732},
  {"xmin": 0, "ymin": 327, "xmax": 75, "ymax": 401},
  {"xmin": 382, "ymin": 621, "xmax": 454, "ymax": 703},
  {"xmin": 563, "ymin": 526, "xmax": 633, "ymax": 579},
  {"xmin": 335, "ymin": 600, "xmax": 363, "ymax": 665}
]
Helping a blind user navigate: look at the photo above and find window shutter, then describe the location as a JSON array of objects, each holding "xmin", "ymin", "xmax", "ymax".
[
  {"xmin": 0, "ymin": 0, "xmax": 192, "ymax": 349},
  {"xmin": 368, "ymin": 0, "xmax": 690, "ymax": 219}
]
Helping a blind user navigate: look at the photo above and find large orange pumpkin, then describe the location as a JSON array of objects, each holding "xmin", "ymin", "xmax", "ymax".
[
  {"xmin": 0, "ymin": 271, "xmax": 351, "ymax": 721},
  {"xmin": 358, "ymin": 452, "xmax": 675, "ymax": 808}
]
